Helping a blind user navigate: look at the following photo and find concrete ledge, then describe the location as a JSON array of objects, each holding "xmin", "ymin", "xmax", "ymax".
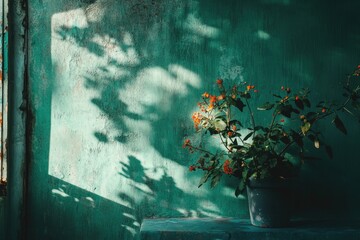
[{"xmin": 140, "ymin": 218, "xmax": 360, "ymax": 240}]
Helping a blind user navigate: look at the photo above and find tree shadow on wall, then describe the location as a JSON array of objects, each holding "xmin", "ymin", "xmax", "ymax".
[
  {"xmin": 53, "ymin": 0, "xmax": 222, "ymax": 161},
  {"xmin": 119, "ymin": 155, "xmax": 226, "ymax": 222},
  {"xmin": 56, "ymin": 0, "xmax": 360, "ymax": 165},
  {"xmin": 47, "ymin": 176, "xmax": 138, "ymax": 239}
]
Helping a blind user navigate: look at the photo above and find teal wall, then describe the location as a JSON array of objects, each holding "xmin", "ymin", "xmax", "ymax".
[
  {"xmin": 0, "ymin": 198, "xmax": 5, "ymax": 239},
  {"xmin": 25, "ymin": 0, "xmax": 360, "ymax": 239}
]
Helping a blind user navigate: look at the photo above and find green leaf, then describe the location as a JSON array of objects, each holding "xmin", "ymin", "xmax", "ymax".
[
  {"xmin": 306, "ymin": 112, "xmax": 318, "ymax": 119},
  {"xmin": 257, "ymin": 102, "xmax": 275, "ymax": 111},
  {"xmin": 210, "ymin": 173, "xmax": 221, "ymax": 188},
  {"xmin": 240, "ymin": 92, "xmax": 251, "ymax": 99},
  {"xmin": 280, "ymin": 135, "xmax": 291, "ymax": 144},
  {"xmin": 229, "ymin": 144, "xmax": 245, "ymax": 150},
  {"xmin": 301, "ymin": 122, "xmax": 311, "ymax": 135},
  {"xmin": 333, "ymin": 115, "xmax": 347, "ymax": 135},
  {"xmin": 291, "ymin": 130, "xmax": 303, "ymax": 148},
  {"xmin": 279, "ymin": 104, "xmax": 293, "ymax": 118},
  {"xmin": 243, "ymin": 132, "xmax": 254, "ymax": 141},
  {"xmin": 269, "ymin": 133, "xmax": 280, "ymax": 141},
  {"xmin": 229, "ymin": 120, "xmax": 243, "ymax": 127},
  {"xmin": 235, "ymin": 179, "xmax": 246, "ymax": 197},
  {"xmin": 307, "ymin": 134, "xmax": 316, "ymax": 142},
  {"xmin": 273, "ymin": 94, "xmax": 283, "ymax": 99},
  {"xmin": 292, "ymin": 108, "xmax": 300, "ymax": 114},
  {"xmin": 206, "ymin": 128, "xmax": 219, "ymax": 135},
  {"xmin": 235, "ymin": 98, "xmax": 246, "ymax": 111},
  {"xmin": 307, "ymin": 112, "xmax": 319, "ymax": 124},
  {"xmin": 303, "ymin": 99, "xmax": 311, "ymax": 108},
  {"xmin": 198, "ymin": 172, "xmax": 211, "ymax": 188},
  {"xmin": 295, "ymin": 99, "xmax": 304, "ymax": 110}
]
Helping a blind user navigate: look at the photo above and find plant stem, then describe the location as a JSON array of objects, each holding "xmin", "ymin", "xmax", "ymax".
[
  {"xmin": 226, "ymin": 104, "xmax": 231, "ymax": 127},
  {"xmin": 190, "ymin": 145, "xmax": 216, "ymax": 157},
  {"xmin": 267, "ymin": 104, "xmax": 280, "ymax": 138},
  {"xmin": 245, "ymin": 98, "xmax": 256, "ymax": 135},
  {"xmin": 279, "ymin": 94, "xmax": 354, "ymax": 157},
  {"xmin": 278, "ymin": 140, "xmax": 295, "ymax": 156},
  {"xmin": 219, "ymin": 133, "xmax": 231, "ymax": 151},
  {"xmin": 313, "ymin": 96, "xmax": 352, "ymax": 123}
]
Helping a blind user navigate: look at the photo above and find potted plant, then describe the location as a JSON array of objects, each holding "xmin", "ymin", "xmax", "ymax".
[{"xmin": 183, "ymin": 66, "xmax": 360, "ymax": 227}]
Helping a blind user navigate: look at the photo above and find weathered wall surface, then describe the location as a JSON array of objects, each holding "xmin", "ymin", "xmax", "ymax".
[
  {"xmin": 26, "ymin": 0, "xmax": 360, "ymax": 239},
  {"xmin": 0, "ymin": 198, "xmax": 5, "ymax": 239}
]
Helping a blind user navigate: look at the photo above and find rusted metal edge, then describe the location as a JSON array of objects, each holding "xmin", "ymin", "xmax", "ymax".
[{"xmin": 0, "ymin": 0, "xmax": 9, "ymax": 198}]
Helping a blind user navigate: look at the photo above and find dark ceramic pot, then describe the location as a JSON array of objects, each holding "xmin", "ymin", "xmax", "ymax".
[{"xmin": 247, "ymin": 177, "xmax": 293, "ymax": 227}]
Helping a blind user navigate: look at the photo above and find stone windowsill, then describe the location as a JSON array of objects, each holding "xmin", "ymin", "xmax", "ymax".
[{"xmin": 140, "ymin": 218, "xmax": 360, "ymax": 240}]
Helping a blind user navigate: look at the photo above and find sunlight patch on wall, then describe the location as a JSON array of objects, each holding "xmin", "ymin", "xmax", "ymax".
[
  {"xmin": 184, "ymin": 14, "xmax": 220, "ymax": 39},
  {"xmin": 48, "ymin": 6, "xmax": 219, "ymax": 213},
  {"xmin": 256, "ymin": 30, "xmax": 271, "ymax": 40},
  {"xmin": 118, "ymin": 65, "xmax": 200, "ymax": 115}
]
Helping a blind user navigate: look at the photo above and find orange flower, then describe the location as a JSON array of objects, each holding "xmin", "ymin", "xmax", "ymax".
[
  {"xmin": 321, "ymin": 108, "xmax": 326, "ymax": 113},
  {"xmin": 207, "ymin": 95, "xmax": 218, "ymax": 110},
  {"xmin": 209, "ymin": 95, "xmax": 217, "ymax": 103},
  {"xmin": 246, "ymin": 85, "xmax": 255, "ymax": 91},
  {"xmin": 216, "ymin": 79, "xmax": 223, "ymax": 85},
  {"xmin": 202, "ymin": 92, "xmax": 210, "ymax": 98},
  {"xmin": 232, "ymin": 125, "xmax": 237, "ymax": 131},
  {"xmin": 192, "ymin": 112, "xmax": 203, "ymax": 130},
  {"xmin": 183, "ymin": 139, "xmax": 191, "ymax": 148},
  {"xmin": 254, "ymin": 89, "xmax": 258, "ymax": 93},
  {"xmin": 189, "ymin": 165, "xmax": 196, "ymax": 172},
  {"xmin": 217, "ymin": 94, "xmax": 225, "ymax": 101},
  {"xmin": 223, "ymin": 160, "xmax": 233, "ymax": 175},
  {"xmin": 227, "ymin": 131, "xmax": 233, "ymax": 137}
]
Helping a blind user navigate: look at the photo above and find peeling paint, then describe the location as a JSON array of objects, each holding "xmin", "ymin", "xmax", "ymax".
[{"xmin": 0, "ymin": 0, "xmax": 9, "ymax": 191}]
